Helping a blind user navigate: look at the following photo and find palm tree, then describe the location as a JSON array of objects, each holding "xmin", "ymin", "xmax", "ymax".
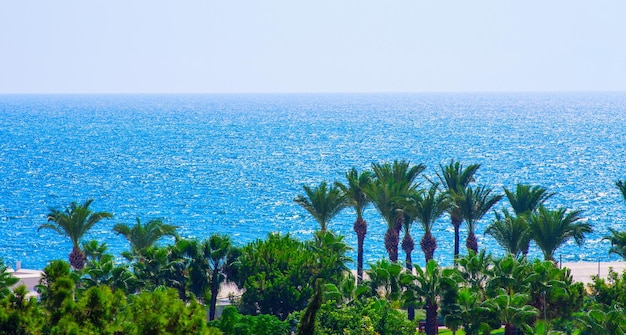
[
  {"xmin": 605, "ymin": 180, "xmax": 626, "ymax": 260},
  {"xmin": 446, "ymin": 287, "xmax": 500, "ymax": 335},
  {"xmin": 484, "ymin": 289, "xmax": 538, "ymax": 335},
  {"xmin": 364, "ymin": 175, "xmax": 400, "ymax": 262},
  {"xmin": 456, "ymin": 249, "xmax": 493, "ymax": 293},
  {"xmin": 113, "ymin": 218, "xmax": 178, "ymax": 260},
  {"xmin": 457, "ymin": 185, "xmax": 503, "ymax": 252},
  {"xmin": 485, "ymin": 210, "xmax": 532, "ymax": 258},
  {"xmin": 39, "ymin": 199, "xmax": 113, "ymax": 270},
  {"xmin": 403, "ymin": 259, "xmax": 458, "ymax": 335},
  {"xmin": 367, "ymin": 161, "xmax": 424, "ymax": 322},
  {"xmin": 576, "ymin": 305, "xmax": 626, "ymax": 335},
  {"xmin": 335, "ymin": 167, "xmax": 372, "ymax": 283},
  {"xmin": 403, "ymin": 183, "xmax": 450, "ymax": 263},
  {"xmin": 398, "ymin": 191, "xmax": 419, "ymax": 321},
  {"xmin": 131, "ymin": 245, "xmax": 187, "ymax": 296},
  {"xmin": 366, "ymin": 160, "xmax": 425, "ymax": 262},
  {"xmin": 487, "ymin": 184, "xmax": 553, "ymax": 257},
  {"xmin": 604, "ymin": 228, "xmax": 626, "ymax": 260},
  {"xmin": 436, "ymin": 160, "xmax": 480, "ymax": 262},
  {"xmin": 311, "ymin": 230, "xmax": 352, "ymax": 283},
  {"xmin": 484, "ymin": 256, "xmax": 539, "ymax": 335},
  {"xmin": 294, "ymin": 181, "xmax": 346, "ymax": 232},
  {"xmin": 203, "ymin": 234, "xmax": 241, "ymax": 320},
  {"xmin": 0, "ymin": 260, "xmax": 19, "ymax": 299},
  {"xmin": 504, "ymin": 184, "xmax": 554, "ymax": 217},
  {"xmin": 82, "ymin": 239, "xmax": 109, "ymax": 263},
  {"xmin": 528, "ymin": 206, "xmax": 592, "ymax": 261},
  {"xmin": 366, "ymin": 258, "xmax": 404, "ymax": 301},
  {"xmin": 400, "ymin": 206, "xmax": 417, "ymax": 271}
]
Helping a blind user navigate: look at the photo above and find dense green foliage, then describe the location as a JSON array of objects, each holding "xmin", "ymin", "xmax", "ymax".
[
  {"xmin": 233, "ymin": 231, "xmax": 351, "ymax": 320},
  {"xmin": 233, "ymin": 233, "xmax": 317, "ymax": 319},
  {"xmin": 1, "ymin": 260, "xmax": 213, "ymax": 334},
  {"xmin": 0, "ymin": 260, "xmax": 19, "ymax": 300},
  {"xmin": 309, "ymin": 298, "xmax": 417, "ymax": 335},
  {"xmin": 210, "ymin": 306, "xmax": 289, "ymax": 335},
  {"xmin": 5, "ymin": 162, "xmax": 626, "ymax": 334}
]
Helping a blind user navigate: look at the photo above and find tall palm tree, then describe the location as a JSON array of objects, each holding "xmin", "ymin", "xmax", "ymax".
[
  {"xmin": 436, "ymin": 160, "xmax": 480, "ymax": 262},
  {"xmin": 366, "ymin": 160, "xmax": 425, "ymax": 262},
  {"xmin": 398, "ymin": 191, "xmax": 420, "ymax": 322},
  {"xmin": 335, "ymin": 167, "xmax": 372, "ymax": 283},
  {"xmin": 203, "ymin": 234, "xmax": 241, "ymax": 320},
  {"xmin": 364, "ymin": 175, "xmax": 400, "ymax": 262},
  {"xmin": 39, "ymin": 199, "xmax": 113, "ymax": 270},
  {"xmin": 403, "ymin": 183, "xmax": 450, "ymax": 263},
  {"xmin": 485, "ymin": 210, "xmax": 532, "ymax": 258},
  {"xmin": 294, "ymin": 181, "xmax": 346, "ymax": 232},
  {"xmin": 528, "ymin": 206, "xmax": 592, "ymax": 261},
  {"xmin": 113, "ymin": 218, "xmax": 178, "ymax": 260},
  {"xmin": 458, "ymin": 185, "xmax": 503, "ymax": 252},
  {"xmin": 400, "ymin": 205, "xmax": 417, "ymax": 272}
]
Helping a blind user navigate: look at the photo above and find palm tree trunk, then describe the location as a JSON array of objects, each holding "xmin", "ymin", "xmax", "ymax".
[
  {"xmin": 401, "ymin": 231, "xmax": 415, "ymax": 320},
  {"xmin": 209, "ymin": 268, "xmax": 220, "ymax": 320},
  {"xmin": 420, "ymin": 232, "xmax": 437, "ymax": 263},
  {"xmin": 69, "ymin": 245, "xmax": 86, "ymax": 270},
  {"xmin": 297, "ymin": 278, "xmax": 323, "ymax": 335},
  {"xmin": 384, "ymin": 215, "xmax": 405, "ymax": 263},
  {"xmin": 402, "ymin": 231, "xmax": 414, "ymax": 271},
  {"xmin": 522, "ymin": 243, "xmax": 530, "ymax": 258},
  {"xmin": 384, "ymin": 228, "xmax": 399, "ymax": 262},
  {"xmin": 466, "ymin": 230, "xmax": 478, "ymax": 253},
  {"xmin": 394, "ymin": 215, "xmax": 403, "ymax": 237},
  {"xmin": 452, "ymin": 217, "xmax": 462, "ymax": 263},
  {"xmin": 354, "ymin": 217, "xmax": 367, "ymax": 284},
  {"xmin": 504, "ymin": 323, "xmax": 516, "ymax": 335},
  {"xmin": 425, "ymin": 301, "xmax": 438, "ymax": 335}
]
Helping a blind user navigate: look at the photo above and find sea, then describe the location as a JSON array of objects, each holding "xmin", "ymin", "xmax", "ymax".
[{"xmin": 1, "ymin": 92, "xmax": 626, "ymax": 270}]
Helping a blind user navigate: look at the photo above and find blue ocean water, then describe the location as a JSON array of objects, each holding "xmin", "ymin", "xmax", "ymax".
[{"xmin": 1, "ymin": 93, "xmax": 626, "ymax": 270}]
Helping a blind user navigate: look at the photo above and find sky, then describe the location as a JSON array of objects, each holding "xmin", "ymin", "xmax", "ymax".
[{"xmin": 1, "ymin": 1, "xmax": 625, "ymax": 94}]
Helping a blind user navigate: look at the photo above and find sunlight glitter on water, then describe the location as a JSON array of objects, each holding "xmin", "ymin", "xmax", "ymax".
[{"xmin": 1, "ymin": 93, "xmax": 626, "ymax": 269}]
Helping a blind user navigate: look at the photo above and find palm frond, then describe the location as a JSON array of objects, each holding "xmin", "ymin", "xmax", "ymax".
[{"xmin": 295, "ymin": 181, "xmax": 346, "ymax": 231}]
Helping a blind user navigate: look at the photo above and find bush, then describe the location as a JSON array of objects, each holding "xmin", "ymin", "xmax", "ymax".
[{"xmin": 213, "ymin": 306, "xmax": 290, "ymax": 335}]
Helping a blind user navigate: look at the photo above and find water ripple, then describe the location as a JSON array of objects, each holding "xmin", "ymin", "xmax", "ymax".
[{"xmin": 1, "ymin": 93, "xmax": 625, "ymax": 269}]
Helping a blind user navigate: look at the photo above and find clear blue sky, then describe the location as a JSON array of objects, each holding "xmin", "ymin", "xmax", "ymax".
[{"xmin": 1, "ymin": 1, "xmax": 625, "ymax": 94}]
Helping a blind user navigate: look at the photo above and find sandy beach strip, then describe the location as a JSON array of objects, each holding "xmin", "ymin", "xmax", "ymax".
[
  {"xmin": 215, "ymin": 261, "xmax": 626, "ymax": 300},
  {"xmin": 560, "ymin": 261, "xmax": 626, "ymax": 285},
  {"xmin": 8, "ymin": 261, "xmax": 626, "ymax": 301}
]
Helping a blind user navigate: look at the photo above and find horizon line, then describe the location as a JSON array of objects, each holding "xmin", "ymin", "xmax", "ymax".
[{"xmin": 1, "ymin": 89, "xmax": 625, "ymax": 96}]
